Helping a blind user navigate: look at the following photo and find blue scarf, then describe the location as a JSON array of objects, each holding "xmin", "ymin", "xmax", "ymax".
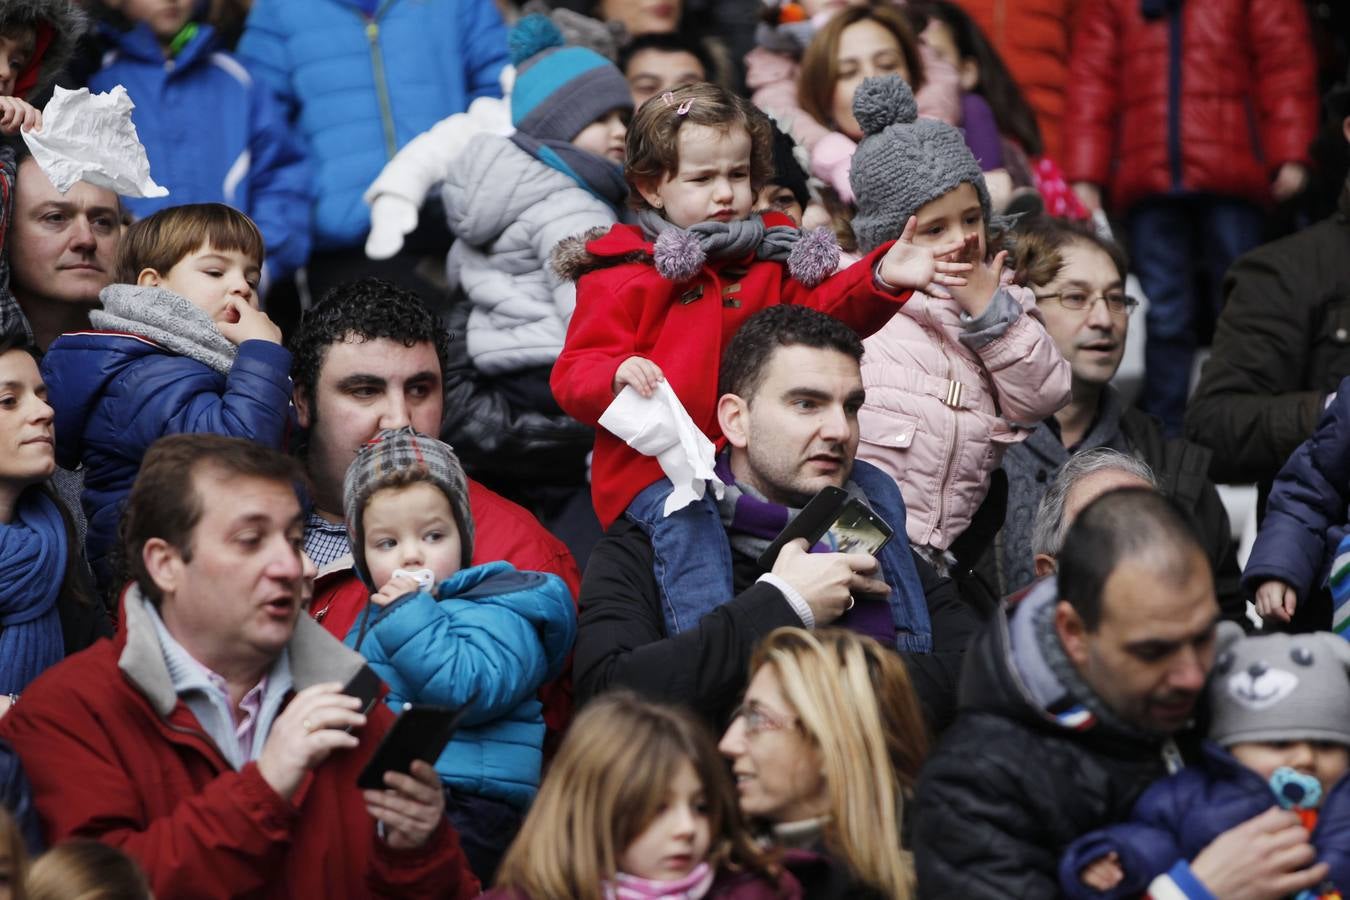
[{"xmin": 0, "ymin": 490, "xmax": 68, "ymax": 693}]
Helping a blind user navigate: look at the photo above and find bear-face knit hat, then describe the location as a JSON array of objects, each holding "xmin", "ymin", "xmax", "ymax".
[
  {"xmin": 1207, "ymin": 622, "xmax": 1350, "ymax": 749},
  {"xmin": 509, "ymin": 15, "xmax": 634, "ymax": 144},
  {"xmin": 343, "ymin": 427, "xmax": 475, "ymax": 588},
  {"xmin": 848, "ymin": 75, "xmax": 991, "ymax": 253}
]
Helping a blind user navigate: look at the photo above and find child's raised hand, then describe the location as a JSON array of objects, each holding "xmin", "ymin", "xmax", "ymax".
[
  {"xmin": 371, "ymin": 573, "xmax": 421, "ymax": 607},
  {"xmin": 613, "ymin": 356, "xmax": 664, "ymax": 398},
  {"xmin": 946, "ymin": 233, "xmax": 1008, "ymax": 319},
  {"xmin": 877, "ymin": 216, "xmax": 971, "ymax": 295},
  {"xmin": 1079, "ymin": 852, "xmax": 1124, "ymax": 892},
  {"xmin": 1255, "ymin": 579, "xmax": 1298, "ymax": 623},
  {"xmin": 0, "ymin": 97, "xmax": 41, "ymax": 135},
  {"xmin": 217, "ymin": 299, "xmax": 282, "ymax": 346}
]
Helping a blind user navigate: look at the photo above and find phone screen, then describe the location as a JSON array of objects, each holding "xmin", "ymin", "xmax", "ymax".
[{"xmin": 819, "ymin": 499, "xmax": 893, "ymax": 556}]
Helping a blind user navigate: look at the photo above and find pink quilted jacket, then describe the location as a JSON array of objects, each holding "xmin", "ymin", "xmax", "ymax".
[{"xmin": 857, "ymin": 281, "xmax": 1071, "ymax": 550}]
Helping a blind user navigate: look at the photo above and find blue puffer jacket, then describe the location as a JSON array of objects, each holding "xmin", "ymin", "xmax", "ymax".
[
  {"xmin": 236, "ymin": 0, "xmax": 508, "ymax": 250},
  {"xmin": 345, "ymin": 561, "xmax": 576, "ymax": 808},
  {"xmin": 1059, "ymin": 741, "xmax": 1350, "ymax": 899},
  {"xmin": 1242, "ymin": 374, "xmax": 1350, "ymax": 605},
  {"xmin": 90, "ymin": 23, "xmax": 311, "ymax": 282},
  {"xmin": 41, "ymin": 335, "xmax": 293, "ymax": 585}
]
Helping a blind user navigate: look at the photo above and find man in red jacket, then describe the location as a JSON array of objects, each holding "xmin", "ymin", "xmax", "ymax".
[{"xmin": 0, "ymin": 434, "xmax": 477, "ymax": 899}]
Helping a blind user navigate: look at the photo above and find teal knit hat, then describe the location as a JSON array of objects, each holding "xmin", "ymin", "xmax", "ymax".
[{"xmin": 510, "ymin": 15, "xmax": 634, "ymax": 143}]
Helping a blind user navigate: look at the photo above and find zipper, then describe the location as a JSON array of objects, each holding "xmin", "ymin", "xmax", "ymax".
[
  {"xmin": 931, "ymin": 314, "xmax": 962, "ymax": 544},
  {"xmin": 1161, "ymin": 737, "xmax": 1184, "ymax": 775},
  {"xmin": 361, "ymin": 1, "xmax": 399, "ymax": 160}
]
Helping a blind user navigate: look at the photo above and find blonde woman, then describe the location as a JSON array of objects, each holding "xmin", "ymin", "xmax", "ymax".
[{"xmin": 720, "ymin": 628, "xmax": 928, "ymax": 899}]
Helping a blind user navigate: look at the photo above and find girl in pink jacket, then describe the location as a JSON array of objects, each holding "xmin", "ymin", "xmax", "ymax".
[{"xmin": 848, "ymin": 75, "xmax": 1071, "ymax": 568}]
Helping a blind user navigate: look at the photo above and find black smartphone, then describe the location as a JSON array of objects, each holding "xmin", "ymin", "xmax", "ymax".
[
  {"xmin": 756, "ymin": 486, "xmax": 893, "ymax": 569},
  {"xmin": 357, "ymin": 703, "xmax": 469, "ymax": 790},
  {"xmin": 341, "ymin": 665, "xmax": 384, "ymax": 733}
]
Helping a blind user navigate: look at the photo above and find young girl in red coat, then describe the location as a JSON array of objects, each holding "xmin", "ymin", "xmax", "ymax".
[
  {"xmin": 487, "ymin": 691, "xmax": 800, "ymax": 900},
  {"xmin": 550, "ymin": 81, "xmax": 970, "ymax": 528}
]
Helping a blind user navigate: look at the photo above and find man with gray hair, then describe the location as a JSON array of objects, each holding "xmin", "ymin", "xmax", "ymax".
[{"xmin": 1028, "ymin": 448, "xmax": 1157, "ymax": 578}]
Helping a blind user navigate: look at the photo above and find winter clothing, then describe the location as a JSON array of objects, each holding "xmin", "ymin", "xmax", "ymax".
[
  {"xmin": 444, "ymin": 134, "xmax": 619, "ymax": 375},
  {"xmin": 1332, "ymin": 535, "xmax": 1350, "ymax": 637},
  {"xmin": 961, "ymin": 92, "xmax": 1004, "ymax": 171},
  {"xmin": 0, "ymin": 738, "xmax": 41, "ymax": 854},
  {"xmin": 849, "ymin": 76, "xmax": 992, "ymax": 255},
  {"xmin": 0, "ymin": 490, "xmax": 67, "ymax": 695},
  {"xmin": 912, "ymin": 578, "xmax": 1202, "ymax": 899},
  {"xmin": 342, "ymin": 426, "xmax": 475, "ymax": 585},
  {"xmin": 235, "ymin": 0, "xmax": 510, "ymax": 250},
  {"xmin": 0, "ymin": 587, "xmax": 478, "ymax": 899},
  {"xmin": 0, "ymin": 144, "xmax": 24, "ymax": 342},
  {"xmin": 508, "ymin": 15, "xmax": 630, "ymax": 143},
  {"xmin": 0, "ymin": 0, "xmax": 88, "ymax": 103},
  {"xmin": 1186, "ymin": 179, "xmax": 1350, "ymax": 490},
  {"xmin": 550, "ymin": 212, "xmax": 911, "ymax": 529},
  {"xmin": 574, "ymin": 463, "xmax": 978, "ymax": 730},
  {"xmin": 769, "ymin": 122, "xmax": 811, "ymax": 208},
  {"xmin": 41, "ymin": 284, "xmax": 292, "ymax": 587},
  {"xmin": 857, "ymin": 279, "xmax": 1071, "ymax": 550},
  {"xmin": 994, "ymin": 384, "xmax": 1244, "ymax": 619},
  {"xmin": 345, "ymin": 561, "xmax": 576, "ymax": 808},
  {"xmin": 1063, "ymin": 0, "xmax": 1318, "ymax": 213},
  {"xmin": 89, "ymin": 23, "xmax": 311, "ymax": 282},
  {"xmin": 482, "ymin": 867, "xmax": 803, "ymax": 899}
]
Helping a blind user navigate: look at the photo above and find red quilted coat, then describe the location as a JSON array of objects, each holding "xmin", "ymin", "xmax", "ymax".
[{"xmin": 1063, "ymin": 0, "xmax": 1317, "ymax": 212}]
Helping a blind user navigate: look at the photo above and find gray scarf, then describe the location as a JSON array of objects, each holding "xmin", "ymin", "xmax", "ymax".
[
  {"xmin": 91, "ymin": 284, "xmax": 237, "ymax": 375},
  {"xmin": 637, "ymin": 209, "xmax": 838, "ymax": 286}
]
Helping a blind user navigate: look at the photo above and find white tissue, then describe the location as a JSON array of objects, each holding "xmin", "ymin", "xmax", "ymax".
[
  {"xmin": 598, "ymin": 382, "xmax": 726, "ymax": 517},
  {"xmin": 23, "ymin": 86, "xmax": 168, "ymax": 198}
]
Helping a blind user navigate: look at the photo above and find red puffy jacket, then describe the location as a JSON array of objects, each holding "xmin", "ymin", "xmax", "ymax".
[{"xmin": 1064, "ymin": 0, "xmax": 1317, "ymax": 212}]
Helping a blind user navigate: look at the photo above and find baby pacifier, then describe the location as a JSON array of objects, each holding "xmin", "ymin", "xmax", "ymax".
[
  {"xmin": 391, "ymin": 568, "xmax": 436, "ymax": 592},
  {"xmin": 1270, "ymin": 766, "xmax": 1323, "ymax": 811}
]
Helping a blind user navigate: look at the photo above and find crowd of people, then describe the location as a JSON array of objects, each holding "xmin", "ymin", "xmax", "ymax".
[{"xmin": 0, "ymin": 0, "xmax": 1346, "ymax": 897}]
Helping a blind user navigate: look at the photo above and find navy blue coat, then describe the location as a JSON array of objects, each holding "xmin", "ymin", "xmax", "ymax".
[
  {"xmin": 1243, "ymin": 374, "xmax": 1350, "ymax": 607},
  {"xmin": 1059, "ymin": 741, "xmax": 1350, "ymax": 899},
  {"xmin": 42, "ymin": 335, "xmax": 292, "ymax": 583}
]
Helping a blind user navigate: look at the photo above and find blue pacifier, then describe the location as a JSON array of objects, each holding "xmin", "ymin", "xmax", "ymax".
[{"xmin": 1270, "ymin": 766, "xmax": 1323, "ymax": 810}]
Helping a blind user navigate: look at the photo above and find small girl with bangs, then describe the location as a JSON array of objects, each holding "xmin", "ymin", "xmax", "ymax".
[
  {"xmin": 846, "ymin": 75, "xmax": 1071, "ymax": 572},
  {"xmin": 551, "ymin": 81, "xmax": 971, "ymax": 528},
  {"xmin": 487, "ymin": 691, "xmax": 800, "ymax": 900}
]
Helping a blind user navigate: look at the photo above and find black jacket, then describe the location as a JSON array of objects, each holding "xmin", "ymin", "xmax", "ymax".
[
  {"xmin": 573, "ymin": 517, "xmax": 978, "ymax": 732},
  {"xmin": 912, "ymin": 582, "xmax": 1200, "ymax": 899},
  {"xmin": 1186, "ymin": 179, "xmax": 1350, "ymax": 492}
]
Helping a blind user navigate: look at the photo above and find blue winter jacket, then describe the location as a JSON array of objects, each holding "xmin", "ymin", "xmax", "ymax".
[
  {"xmin": 41, "ymin": 335, "xmax": 293, "ymax": 585},
  {"xmin": 90, "ymin": 23, "xmax": 311, "ymax": 282},
  {"xmin": 236, "ymin": 0, "xmax": 508, "ymax": 250},
  {"xmin": 1242, "ymin": 374, "xmax": 1350, "ymax": 604},
  {"xmin": 344, "ymin": 561, "xmax": 576, "ymax": 808},
  {"xmin": 1059, "ymin": 741, "xmax": 1350, "ymax": 899}
]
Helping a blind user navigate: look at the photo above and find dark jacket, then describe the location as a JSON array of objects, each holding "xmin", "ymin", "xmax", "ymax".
[
  {"xmin": 1059, "ymin": 741, "xmax": 1350, "ymax": 900},
  {"xmin": 996, "ymin": 386, "xmax": 1243, "ymax": 621},
  {"xmin": 1187, "ymin": 181, "xmax": 1350, "ymax": 490},
  {"xmin": 0, "ymin": 738, "xmax": 42, "ymax": 854},
  {"xmin": 573, "ymin": 483, "xmax": 977, "ymax": 732},
  {"xmin": 912, "ymin": 579, "xmax": 1200, "ymax": 899}
]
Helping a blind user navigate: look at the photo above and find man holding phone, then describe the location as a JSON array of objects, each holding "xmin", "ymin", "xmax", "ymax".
[
  {"xmin": 0, "ymin": 435, "xmax": 477, "ymax": 899},
  {"xmin": 574, "ymin": 306, "xmax": 978, "ymax": 730}
]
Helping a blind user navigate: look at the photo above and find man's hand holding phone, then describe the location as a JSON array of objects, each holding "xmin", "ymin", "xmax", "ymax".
[{"xmin": 771, "ymin": 538, "xmax": 889, "ymax": 627}]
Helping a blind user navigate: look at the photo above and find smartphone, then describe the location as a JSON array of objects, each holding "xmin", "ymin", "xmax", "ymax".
[
  {"xmin": 357, "ymin": 702, "xmax": 469, "ymax": 790},
  {"xmin": 341, "ymin": 665, "xmax": 384, "ymax": 733},
  {"xmin": 757, "ymin": 486, "xmax": 894, "ymax": 570}
]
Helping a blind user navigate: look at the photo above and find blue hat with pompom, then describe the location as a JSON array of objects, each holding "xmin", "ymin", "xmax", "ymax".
[
  {"xmin": 510, "ymin": 15, "xmax": 633, "ymax": 143},
  {"xmin": 848, "ymin": 75, "xmax": 990, "ymax": 254}
]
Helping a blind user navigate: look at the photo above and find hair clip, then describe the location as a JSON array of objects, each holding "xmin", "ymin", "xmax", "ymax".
[{"xmin": 661, "ymin": 92, "xmax": 694, "ymax": 115}]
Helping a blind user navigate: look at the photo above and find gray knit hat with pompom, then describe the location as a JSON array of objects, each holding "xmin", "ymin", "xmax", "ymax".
[{"xmin": 848, "ymin": 75, "xmax": 991, "ymax": 253}]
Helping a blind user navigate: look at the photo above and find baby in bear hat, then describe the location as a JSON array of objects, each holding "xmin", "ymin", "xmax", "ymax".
[{"xmin": 1058, "ymin": 623, "xmax": 1350, "ymax": 899}]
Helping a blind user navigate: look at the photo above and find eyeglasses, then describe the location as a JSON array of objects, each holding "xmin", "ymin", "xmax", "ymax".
[
  {"xmin": 731, "ymin": 703, "xmax": 799, "ymax": 737},
  {"xmin": 1034, "ymin": 290, "xmax": 1139, "ymax": 316}
]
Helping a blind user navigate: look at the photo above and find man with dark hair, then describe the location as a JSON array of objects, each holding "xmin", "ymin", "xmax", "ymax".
[
  {"xmin": 575, "ymin": 305, "xmax": 975, "ymax": 729},
  {"xmin": 0, "ymin": 434, "xmax": 477, "ymax": 899},
  {"xmin": 914, "ymin": 489, "xmax": 1327, "ymax": 900}
]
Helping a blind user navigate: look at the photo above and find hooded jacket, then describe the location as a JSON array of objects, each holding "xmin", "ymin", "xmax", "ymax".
[
  {"xmin": 345, "ymin": 561, "xmax": 577, "ymax": 809},
  {"xmin": 89, "ymin": 23, "xmax": 311, "ymax": 282},
  {"xmin": 912, "ymin": 579, "xmax": 1200, "ymax": 899}
]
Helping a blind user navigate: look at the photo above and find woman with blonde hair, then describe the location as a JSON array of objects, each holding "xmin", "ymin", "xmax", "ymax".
[
  {"xmin": 720, "ymin": 628, "xmax": 928, "ymax": 899},
  {"xmin": 488, "ymin": 692, "xmax": 799, "ymax": 899}
]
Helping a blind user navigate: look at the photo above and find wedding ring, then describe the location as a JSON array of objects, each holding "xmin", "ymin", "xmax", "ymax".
[{"xmin": 302, "ymin": 718, "xmax": 315, "ymax": 733}]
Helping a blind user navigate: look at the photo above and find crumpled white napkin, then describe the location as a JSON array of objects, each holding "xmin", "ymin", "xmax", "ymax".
[
  {"xmin": 23, "ymin": 86, "xmax": 167, "ymax": 198},
  {"xmin": 598, "ymin": 382, "xmax": 726, "ymax": 517}
]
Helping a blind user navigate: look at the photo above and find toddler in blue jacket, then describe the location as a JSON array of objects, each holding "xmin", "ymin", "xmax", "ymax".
[
  {"xmin": 1060, "ymin": 624, "xmax": 1350, "ymax": 900},
  {"xmin": 341, "ymin": 426, "xmax": 576, "ymax": 886},
  {"xmin": 41, "ymin": 203, "xmax": 291, "ymax": 593}
]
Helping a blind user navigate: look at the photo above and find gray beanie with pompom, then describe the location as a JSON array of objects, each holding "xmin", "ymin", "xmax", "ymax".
[{"xmin": 848, "ymin": 75, "xmax": 991, "ymax": 253}]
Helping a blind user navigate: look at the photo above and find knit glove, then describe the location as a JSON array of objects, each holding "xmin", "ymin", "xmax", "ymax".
[{"xmin": 365, "ymin": 194, "xmax": 420, "ymax": 260}]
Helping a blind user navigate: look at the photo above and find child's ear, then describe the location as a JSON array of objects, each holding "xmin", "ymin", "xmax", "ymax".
[
  {"xmin": 137, "ymin": 267, "xmax": 163, "ymax": 288},
  {"xmin": 634, "ymin": 176, "xmax": 665, "ymax": 211}
]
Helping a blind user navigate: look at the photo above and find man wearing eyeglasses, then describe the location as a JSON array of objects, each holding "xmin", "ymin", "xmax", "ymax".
[{"xmin": 989, "ymin": 223, "xmax": 1244, "ymax": 621}]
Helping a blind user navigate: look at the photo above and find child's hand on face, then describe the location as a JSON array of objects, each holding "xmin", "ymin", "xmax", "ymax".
[
  {"xmin": 945, "ymin": 233, "xmax": 1009, "ymax": 319},
  {"xmin": 371, "ymin": 573, "xmax": 421, "ymax": 607},
  {"xmin": 216, "ymin": 299, "xmax": 283, "ymax": 346},
  {"xmin": 613, "ymin": 356, "xmax": 664, "ymax": 398},
  {"xmin": 0, "ymin": 97, "xmax": 41, "ymax": 135},
  {"xmin": 1079, "ymin": 852, "xmax": 1124, "ymax": 892},
  {"xmin": 878, "ymin": 216, "xmax": 972, "ymax": 296}
]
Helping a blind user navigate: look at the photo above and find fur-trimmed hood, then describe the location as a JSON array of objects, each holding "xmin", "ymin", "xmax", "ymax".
[
  {"xmin": 549, "ymin": 224, "xmax": 650, "ymax": 282},
  {"xmin": 0, "ymin": 0, "xmax": 89, "ymax": 102}
]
